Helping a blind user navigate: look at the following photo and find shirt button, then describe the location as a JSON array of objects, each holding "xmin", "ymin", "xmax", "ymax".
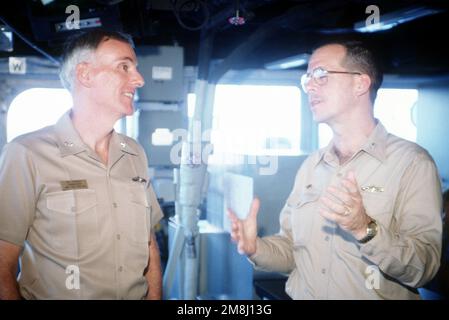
[
  {"xmin": 71, "ymin": 206, "xmax": 76, "ymax": 212},
  {"xmin": 337, "ymin": 172, "xmax": 342, "ymax": 178},
  {"xmin": 113, "ymin": 202, "xmax": 118, "ymax": 208},
  {"xmin": 119, "ymin": 266, "xmax": 123, "ymax": 272},
  {"xmin": 325, "ymin": 236, "xmax": 330, "ymax": 241},
  {"xmin": 116, "ymin": 234, "xmax": 121, "ymax": 240},
  {"xmin": 321, "ymin": 268, "xmax": 326, "ymax": 274}
]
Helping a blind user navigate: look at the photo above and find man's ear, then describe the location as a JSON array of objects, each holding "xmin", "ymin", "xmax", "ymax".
[
  {"xmin": 75, "ymin": 62, "xmax": 92, "ymax": 88},
  {"xmin": 355, "ymin": 74, "xmax": 371, "ymax": 97}
]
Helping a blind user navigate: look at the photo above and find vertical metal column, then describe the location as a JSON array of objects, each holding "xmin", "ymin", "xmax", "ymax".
[{"xmin": 163, "ymin": 29, "xmax": 215, "ymax": 300}]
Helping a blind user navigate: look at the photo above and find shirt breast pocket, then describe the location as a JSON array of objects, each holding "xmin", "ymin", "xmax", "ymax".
[
  {"xmin": 126, "ymin": 184, "xmax": 151, "ymax": 245},
  {"xmin": 361, "ymin": 192, "xmax": 394, "ymax": 228},
  {"xmin": 288, "ymin": 192, "xmax": 320, "ymax": 247},
  {"xmin": 45, "ymin": 189, "xmax": 98, "ymax": 256}
]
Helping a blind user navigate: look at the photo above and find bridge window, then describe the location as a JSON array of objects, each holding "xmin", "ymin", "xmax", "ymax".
[
  {"xmin": 7, "ymin": 88, "xmax": 133, "ymax": 142},
  {"xmin": 7, "ymin": 88, "xmax": 72, "ymax": 142},
  {"xmin": 210, "ymin": 84, "xmax": 301, "ymax": 156},
  {"xmin": 318, "ymin": 88, "xmax": 418, "ymax": 148}
]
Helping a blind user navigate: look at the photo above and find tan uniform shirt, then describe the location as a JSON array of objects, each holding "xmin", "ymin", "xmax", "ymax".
[
  {"xmin": 0, "ymin": 111, "xmax": 163, "ymax": 299},
  {"xmin": 250, "ymin": 122, "xmax": 442, "ymax": 299}
]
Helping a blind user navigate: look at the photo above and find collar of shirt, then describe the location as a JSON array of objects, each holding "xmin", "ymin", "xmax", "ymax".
[
  {"xmin": 313, "ymin": 120, "xmax": 388, "ymax": 168},
  {"xmin": 54, "ymin": 110, "xmax": 138, "ymax": 158}
]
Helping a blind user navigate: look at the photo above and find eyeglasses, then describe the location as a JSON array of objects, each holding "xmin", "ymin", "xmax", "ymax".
[{"xmin": 301, "ymin": 67, "xmax": 361, "ymax": 93}]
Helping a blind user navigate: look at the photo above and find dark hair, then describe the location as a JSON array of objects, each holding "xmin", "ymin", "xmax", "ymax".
[
  {"xmin": 316, "ymin": 40, "xmax": 383, "ymax": 103},
  {"xmin": 59, "ymin": 29, "xmax": 134, "ymax": 91}
]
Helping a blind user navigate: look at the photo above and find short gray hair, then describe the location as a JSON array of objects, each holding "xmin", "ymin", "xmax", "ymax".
[{"xmin": 59, "ymin": 29, "xmax": 134, "ymax": 91}]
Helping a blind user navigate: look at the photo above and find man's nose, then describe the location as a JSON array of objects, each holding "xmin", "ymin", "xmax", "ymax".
[
  {"xmin": 132, "ymin": 70, "xmax": 145, "ymax": 88},
  {"xmin": 304, "ymin": 78, "xmax": 317, "ymax": 94}
]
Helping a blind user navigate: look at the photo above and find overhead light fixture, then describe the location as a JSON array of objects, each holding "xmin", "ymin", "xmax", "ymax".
[
  {"xmin": 0, "ymin": 25, "xmax": 13, "ymax": 52},
  {"xmin": 354, "ymin": 5, "xmax": 443, "ymax": 33},
  {"xmin": 264, "ymin": 53, "xmax": 310, "ymax": 70},
  {"xmin": 40, "ymin": 0, "xmax": 55, "ymax": 5},
  {"xmin": 228, "ymin": 0, "xmax": 246, "ymax": 26}
]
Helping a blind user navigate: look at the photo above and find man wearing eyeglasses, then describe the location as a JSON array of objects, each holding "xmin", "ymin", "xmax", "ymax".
[{"xmin": 229, "ymin": 40, "xmax": 442, "ymax": 299}]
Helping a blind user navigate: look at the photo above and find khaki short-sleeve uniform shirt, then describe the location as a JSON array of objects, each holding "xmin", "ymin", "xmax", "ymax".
[
  {"xmin": 0, "ymin": 111, "xmax": 163, "ymax": 299},
  {"xmin": 250, "ymin": 122, "xmax": 442, "ymax": 299}
]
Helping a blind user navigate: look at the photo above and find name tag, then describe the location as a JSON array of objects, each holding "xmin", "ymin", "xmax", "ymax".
[{"xmin": 60, "ymin": 180, "xmax": 89, "ymax": 191}]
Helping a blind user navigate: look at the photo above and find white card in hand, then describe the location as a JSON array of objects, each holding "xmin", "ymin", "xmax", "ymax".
[{"xmin": 223, "ymin": 173, "xmax": 254, "ymax": 233}]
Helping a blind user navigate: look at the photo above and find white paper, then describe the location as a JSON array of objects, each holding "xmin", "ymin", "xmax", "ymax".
[
  {"xmin": 222, "ymin": 173, "xmax": 253, "ymax": 232},
  {"xmin": 152, "ymin": 66, "xmax": 173, "ymax": 80}
]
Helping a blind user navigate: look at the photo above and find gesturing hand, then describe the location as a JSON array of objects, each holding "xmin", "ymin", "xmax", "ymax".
[
  {"xmin": 319, "ymin": 171, "xmax": 371, "ymax": 240},
  {"xmin": 227, "ymin": 198, "xmax": 260, "ymax": 256}
]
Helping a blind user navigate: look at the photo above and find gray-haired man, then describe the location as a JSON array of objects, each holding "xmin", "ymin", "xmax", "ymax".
[{"xmin": 0, "ymin": 29, "xmax": 163, "ymax": 299}]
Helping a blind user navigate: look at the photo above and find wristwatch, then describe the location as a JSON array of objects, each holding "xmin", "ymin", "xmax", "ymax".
[{"xmin": 357, "ymin": 219, "xmax": 378, "ymax": 244}]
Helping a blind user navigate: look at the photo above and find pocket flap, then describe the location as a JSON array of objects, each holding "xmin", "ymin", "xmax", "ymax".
[
  {"xmin": 128, "ymin": 185, "xmax": 149, "ymax": 207},
  {"xmin": 361, "ymin": 192, "xmax": 393, "ymax": 215},
  {"xmin": 287, "ymin": 192, "xmax": 320, "ymax": 208},
  {"xmin": 46, "ymin": 190, "xmax": 97, "ymax": 214}
]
